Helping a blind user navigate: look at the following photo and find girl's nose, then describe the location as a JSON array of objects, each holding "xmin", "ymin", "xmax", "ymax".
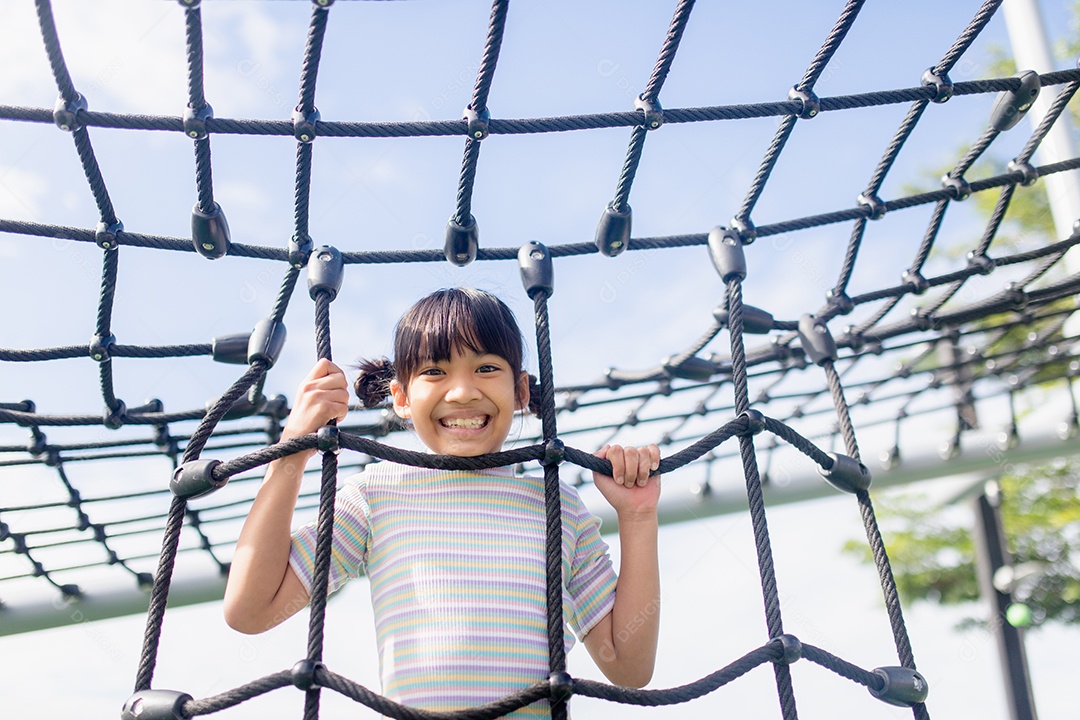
[{"xmin": 444, "ymin": 374, "xmax": 482, "ymax": 403}]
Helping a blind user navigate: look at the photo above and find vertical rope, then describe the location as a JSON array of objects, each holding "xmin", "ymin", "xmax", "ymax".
[{"xmin": 726, "ymin": 280, "xmax": 798, "ymax": 720}]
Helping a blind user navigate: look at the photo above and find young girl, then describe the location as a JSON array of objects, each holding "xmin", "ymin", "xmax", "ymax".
[{"xmin": 223, "ymin": 287, "xmax": 661, "ymax": 716}]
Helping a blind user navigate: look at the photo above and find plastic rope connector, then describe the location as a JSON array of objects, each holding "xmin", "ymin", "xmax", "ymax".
[
  {"xmin": 990, "ymin": 70, "xmax": 1040, "ymax": 132},
  {"xmin": 463, "ymin": 105, "xmax": 490, "ymax": 140},
  {"xmin": 103, "ymin": 400, "xmax": 127, "ymax": 430},
  {"xmin": 941, "ymin": 174, "xmax": 971, "ymax": 201},
  {"xmin": 177, "ymin": 0, "xmax": 201, "ymax": 8},
  {"xmin": 729, "ymin": 216, "xmax": 757, "ymax": 244},
  {"xmin": 444, "ymin": 215, "xmax": 479, "ymax": 266},
  {"xmin": 53, "ymin": 92, "xmax": 87, "ymax": 132},
  {"xmin": 921, "ymin": 67, "xmax": 953, "ymax": 103},
  {"xmin": 518, "ymin": 241, "xmax": 554, "ymax": 300},
  {"xmin": 291, "ymin": 658, "xmax": 326, "ymax": 691},
  {"xmin": 818, "ymin": 452, "xmax": 871, "ymax": 493},
  {"xmin": 211, "ymin": 332, "xmax": 251, "ymax": 364},
  {"xmin": 543, "ymin": 438, "xmax": 565, "ymax": 467},
  {"xmin": 708, "ymin": 226, "xmax": 746, "ymax": 282},
  {"xmin": 247, "ymin": 318, "xmax": 287, "ymax": 368},
  {"xmin": 170, "ymin": 459, "xmax": 225, "ymax": 500},
  {"xmin": 548, "ymin": 670, "xmax": 574, "ymax": 704},
  {"xmin": 595, "ymin": 203, "xmax": 631, "ymax": 257},
  {"xmin": 869, "ymin": 666, "xmax": 929, "ymax": 707},
  {"xmin": 826, "ymin": 289, "xmax": 855, "ymax": 315},
  {"xmin": 317, "ymin": 425, "xmax": 340, "ymax": 454},
  {"xmin": 857, "ymin": 192, "xmax": 886, "ymax": 220},
  {"xmin": 307, "ymin": 245, "xmax": 344, "ymax": 301},
  {"xmin": 771, "ymin": 634, "xmax": 802, "ymax": 664},
  {"xmin": 191, "ymin": 202, "xmax": 231, "ymax": 259},
  {"xmin": 89, "ymin": 333, "xmax": 115, "ymax": 362},
  {"xmin": 901, "ymin": 269, "xmax": 929, "ymax": 295},
  {"xmin": 966, "ymin": 250, "xmax": 994, "ymax": 275},
  {"xmin": 313, "ymin": 0, "xmax": 335, "ymax": 8},
  {"xmin": 787, "ymin": 86, "xmax": 820, "ymax": 119},
  {"xmin": 1007, "ymin": 159, "xmax": 1038, "ymax": 187},
  {"xmin": 739, "ymin": 409, "xmax": 767, "ymax": 436},
  {"xmin": 95, "ymin": 220, "xmax": 123, "ymax": 250},
  {"xmin": 182, "ymin": 103, "xmax": 213, "ymax": 140},
  {"xmin": 662, "ymin": 355, "xmax": 715, "ymax": 382},
  {"xmin": 121, "ymin": 690, "xmax": 194, "ymax": 720},
  {"xmin": 713, "ymin": 304, "xmax": 774, "ymax": 334},
  {"xmin": 292, "ymin": 107, "xmax": 320, "ymax": 143},
  {"xmin": 634, "ymin": 94, "xmax": 664, "ymax": 129},
  {"xmin": 289, "ymin": 232, "xmax": 314, "ymax": 269},
  {"xmin": 797, "ymin": 314, "xmax": 837, "ymax": 366}
]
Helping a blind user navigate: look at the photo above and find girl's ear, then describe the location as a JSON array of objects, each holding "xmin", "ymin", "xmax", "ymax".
[
  {"xmin": 515, "ymin": 371, "xmax": 530, "ymax": 411},
  {"xmin": 390, "ymin": 379, "xmax": 411, "ymax": 419}
]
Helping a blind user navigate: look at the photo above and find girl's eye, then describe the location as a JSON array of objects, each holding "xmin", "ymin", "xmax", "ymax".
[
  {"xmin": 477, "ymin": 364, "xmax": 501, "ymax": 373},
  {"xmin": 419, "ymin": 367, "xmax": 444, "ymax": 376}
]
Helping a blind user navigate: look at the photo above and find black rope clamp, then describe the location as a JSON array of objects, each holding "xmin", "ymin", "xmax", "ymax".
[
  {"xmin": 464, "ymin": 105, "xmax": 490, "ymax": 140},
  {"xmin": 1007, "ymin": 159, "xmax": 1039, "ymax": 187},
  {"xmin": 634, "ymin": 94, "xmax": 664, "ymax": 129},
  {"xmin": 707, "ymin": 226, "xmax": 746, "ymax": 282},
  {"xmin": 940, "ymin": 174, "xmax": 971, "ymax": 201},
  {"xmin": 770, "ymin": 634, "xmax": 802, "ymax": 665},
  {"xmin": 312, "ymin": 0, "xmax": 335, "ymax": 8},
  {"xmin": 738, "ymin": 409, "xmax": 767, "ymax": 436},
  {"xmin": 191, "ymin": 202, "xmax": 231, "ymax": 259},
  {"xmin": 247, "ymin": 318, "xmax": 287, "ymax": 368},
  {"xmin": 901, "ymin": 268, "xmax": 929, "ymax": 295},
  {"xmin": 177, "ymin": 0, "xmax": 201, "ymax": 7},
  {"xmin": 857, "ymin": 192, "xmax": 886, "ymax": 221},
  {"xmin": 445, "ymin": 215, "xmax": 479, "ymax": 266},
  {"xmin": 518, "ymin": 241, "xmax": 554, "ymax": 300},
  {"xmin": 818, "ymin": 452, "xmax": 871, "ymax": 493},
  {"xmin": 89, "ymin": 333, "xmax": 116, "ymax": 362},
  {"xmin": 713, "ymin": 304, "xmax": 774, "ymax": 334},
  {"xmin": 53, "ymin": 92, "xmax": 87, "ymax": 132},
  {"xmin": 103, "ymin": 400, "xmax": 127, "ymax": 430},
  {"xmin": 170, "ymin": 458, "xmax": 225, "ymax": 500},
  {"xmin": 307, "ymin": 245, "xmax": 344, "ymax": 301},
  {"xmin": 920, "ymin": 67, "xmax": 953, "ymax": 103},
  {"xmin": 729, "ymin": 216, "xmax": 757, "ymax": 244},
  {"xmin": 966, "ymin": 250, "xmax": 994, "ymax": 275},
  {"xmin": 211, "ymin": 332, "xmax": 251, "ymax": 364},
  {"xmin": 797, "ymin": 314, "xmax": 836, "ymax": 366},
  {"xmin": 595, "ymin": 203, "xmax": 631, "ymax": 257},
  {"xmin": 95, "ymin": 220, "xmax": 123, "ymax": 250},
  {"xmin": 825, "ymin": 288, "xmax": 854, "ymax": 315},
  {"xmin": 121, "ymin": 690, "xmax": 193, "ymax": 720},
  {"xmin": 289, "ymin": 233, "xmax": 314, "ymax": 269},
  {"xmin": 787, "ymin": 86, "xmax": 819, "ymax": 119},
  {"xmin": 292, "ymin": 106, "xmax": 320, "ymax": 143},
  {"xmin": 661, "ymin": 355, "xmax": 715, "ymax": 382},
  {"xmin": 183, "ymin": 103, "xmax": 213, "ymax": 140},
  {"xmin": 869, "ymin": 666, "xmax": 928, "ymax": 707},
  {"xmin": 990, "ymin": 70, "xmax": 1040, "ymax": 132},
  {"xmin": 548, "ymin": 670, "xmax": 574, "ymax": 704},
  {"xmin": 318, "ymin": 425, "xmax": 340, "ymax": 454},
  {"xmin": 291, "ymin": 658, "xmax": 326, "ymax": 691},
  {"xmin": 543, "ymin": 438, "xmax": 565, "ymax": 467}
]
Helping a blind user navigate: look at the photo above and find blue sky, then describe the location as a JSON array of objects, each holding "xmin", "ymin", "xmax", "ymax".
[{"xmin": 1, "ymin": 1, "xmax": 1079, "ymax": 718}]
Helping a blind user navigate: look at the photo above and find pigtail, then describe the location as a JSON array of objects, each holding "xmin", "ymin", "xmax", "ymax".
[
  {"xmin": 354, "ymin": 357, "xmax": 396, "ymax": 408},
  {"xmin": 526, "ymin": 373, "xmax": 543, "ymax": 416}
]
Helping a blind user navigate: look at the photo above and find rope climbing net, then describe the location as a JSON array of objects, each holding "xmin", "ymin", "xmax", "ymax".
[{"xmin": 2, "ymin": 0, "xmax": 1080, "ymax": 718}]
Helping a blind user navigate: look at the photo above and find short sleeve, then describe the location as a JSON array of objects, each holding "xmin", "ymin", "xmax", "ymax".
[
  {"xmin": 563, "ymin": 487, "xmax": 617, "ymax": 638},
  {"xmin": 288, "ymin": 475, "xmax": 371, "ymax": 597}
]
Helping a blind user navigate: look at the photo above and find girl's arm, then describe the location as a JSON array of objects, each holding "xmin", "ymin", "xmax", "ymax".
[
  {"xmin": 222, "ymin": 359, "xmax": 350, "ymax": 634},
  {"xmin": 582, "ymin": 444, "xmax": 662, "ymax": 687}
]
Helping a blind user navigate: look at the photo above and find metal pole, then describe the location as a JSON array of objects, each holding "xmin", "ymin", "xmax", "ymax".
[{"xmin": 972, "ymin": 481, "xmax": 1038, "ymax": 720}]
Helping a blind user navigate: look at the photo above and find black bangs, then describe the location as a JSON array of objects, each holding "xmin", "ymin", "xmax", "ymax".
[{"xmin": 393, "ymin": 288, "xmax": 524, "ymax": 384}]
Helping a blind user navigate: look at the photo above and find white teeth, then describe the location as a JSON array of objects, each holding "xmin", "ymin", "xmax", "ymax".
[{"xmin": 442, "ymin": 416, "xmax": 486, "ymax": 429}]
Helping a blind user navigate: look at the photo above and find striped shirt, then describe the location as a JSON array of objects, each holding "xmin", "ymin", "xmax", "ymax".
[{"xmin": 289, "ymin": 461, "xmax": 616, "ymax": 717}]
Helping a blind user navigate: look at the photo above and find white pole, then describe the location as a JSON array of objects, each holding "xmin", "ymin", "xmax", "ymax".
[{"xmin": 1002, "ymin": 0, "xmax": 1080, "ymax": 256}]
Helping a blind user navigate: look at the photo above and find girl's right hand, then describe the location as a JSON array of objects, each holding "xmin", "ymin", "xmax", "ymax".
[{"xmin": 281, "ymin": 359, "xmax": 351, "ymax": 441}]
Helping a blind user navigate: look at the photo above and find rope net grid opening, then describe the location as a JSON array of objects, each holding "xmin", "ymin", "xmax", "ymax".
[{"xmin": 2, "ymin": 0, "xmax": 1079, "ymax": 718}]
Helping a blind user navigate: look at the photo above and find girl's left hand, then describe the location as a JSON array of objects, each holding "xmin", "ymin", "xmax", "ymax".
[{"xmin": 592, "ymin": 444, "xmax": 661, "ymax": 518}]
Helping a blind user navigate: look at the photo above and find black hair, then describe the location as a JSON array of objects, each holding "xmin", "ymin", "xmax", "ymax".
[{"xmin": 354, "ymin": 288, "xmax": 540, "ymax": 413}]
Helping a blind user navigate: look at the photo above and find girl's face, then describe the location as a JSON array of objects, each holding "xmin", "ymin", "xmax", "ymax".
[{"xmin": 390, "ymin": 346, "xmax": 529, "ymax": 457}]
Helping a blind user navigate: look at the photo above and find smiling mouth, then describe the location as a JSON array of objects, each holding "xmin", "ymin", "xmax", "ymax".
[{"xmin": 439, "ymin": 415, "xmax": 490, "ymax": 430}]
